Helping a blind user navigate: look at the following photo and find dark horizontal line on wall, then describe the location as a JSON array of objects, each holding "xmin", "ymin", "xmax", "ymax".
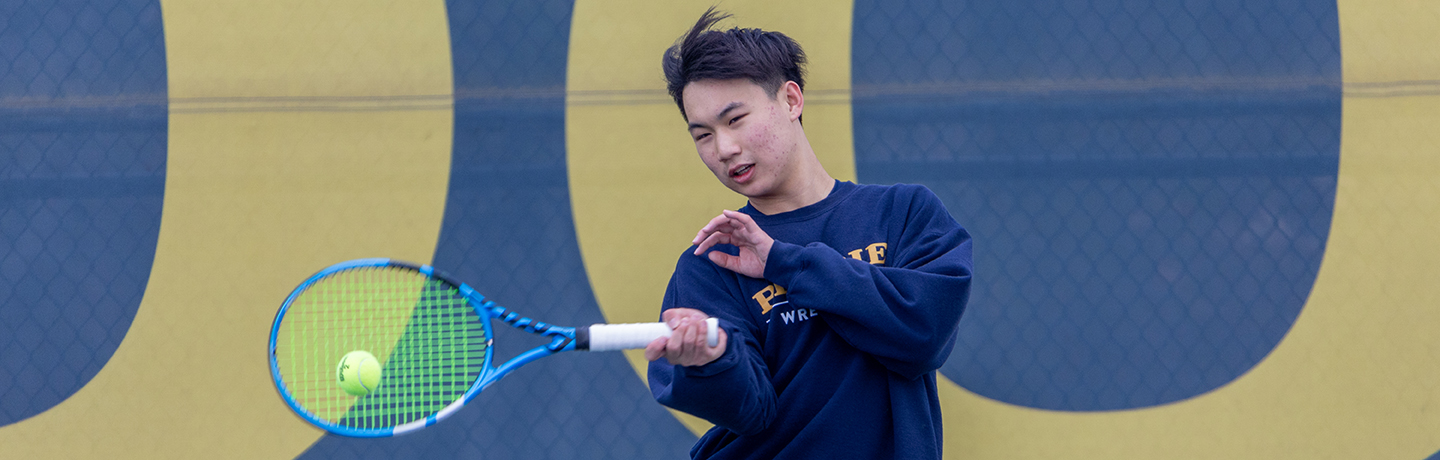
[
  {"xmin": 0, "ymin": 176, "xmax": 165, "ymax": 200},
  {"xmin": 1343, "ymin": 79, "xmax": 1440, "ymax": 98},
  {"xmin": 0, "ymin": 106, "xmax": 167, "ymax": 132},
  {"xmin": 859, "ymin": 156, "xmax": 1340, "ymax": 181},
  {"xmin": 0, "ymin": 171, "xmax": 568, "ymax": 200},
  {"xmin": 2, "ymin": 78, "xmax": 1417, "ymax": 114},
  {"xmin": 446, "ymin": 167, "xmax": 569, "ymax": 189},
  {"xmin": 454, "ymin": 97, "xmax": 564, "ymax": 121},
  {"xmin": 167, "ymin": 94, "xmax": 454, "ymax": 113},
  {"xmin": 852, "ymin": 77, "xmax": 1341, "ymax": 98},
  {"xmin": 854, "ymin": 86, "xmax": 1339, "ymax": 122},
  {"xmin": 0, "ymin": 94, "xmax": 169, "ymax": 110}
]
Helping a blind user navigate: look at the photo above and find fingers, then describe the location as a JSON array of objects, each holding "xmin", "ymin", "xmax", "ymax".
[
  {"xmin": 721, "ymin": 211, "xmax": 768, "ymax": 250},
  {"xmin": 664, "ymin": 309, "xmax": 710, "ymax": 360},
  {"xmin": 664, "ymin": 322, "xmax": 684, "ymax": 360},
  {"xmin": 644, "ymin": 336, "xmax": 668, "ymax": 362},
  {"xmin": 692, "ymin": 212, "xmax": 738, "ymax": 246},
  {"xmin": 721, "ymin": 209, "xmax": 758, "ymax": 232},
  {"xmin": 653, "ymin": 312, "xmax": 725, "ymax": 366},
  {"xmin": 692, "ymin": 211, "xmax": 756, "ymax": 252},
  {"xmin": 694, "ymin": 214, "xmax": 765, "ymax": 257},
  {"xmin": 706, "ymin": 250, "xmax": 737, "ymax": 271},
  {"xmin": 663, "ymin": 307, "xmax": 708, "ymax": 325},
  {"xmin": 677, "ymin": 316, "xmax": 700, "ymax": 359},
  {"xmin": 694, "ymin": 229, "xmax": 733, "ymax": 255},
  {"xmin": 707, "ymin": 327, "xmax": 728, "ymax": 361},
  {"xmin": 663, "ymin": 317, "xmax": 693, "ymax": 363},
  {"xmin": 688, "ymin": 209, "xmax": 772, "ymax": 278}
]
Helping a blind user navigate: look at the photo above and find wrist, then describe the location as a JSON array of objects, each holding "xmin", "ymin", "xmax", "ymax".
[
  {"xmin": 677, "ymin": 325, "xmax": 739, "ymax": 377},
  {"xmin": 761, "ymin": 240, "xmax": 804, "ymax": 285},
  {"xmin": 757, "ymin": 239, "xmax": 773, "ymax": 268}
]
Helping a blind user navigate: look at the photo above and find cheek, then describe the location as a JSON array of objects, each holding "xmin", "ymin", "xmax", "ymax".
[
  {"xmin": 745, "ymin": 120, "xmax": 777, "ymax": 152},
  {"xmin": 748, "ymin": 125, "xmax": 784, "ymax": 166},
  {"xmin": 699, "ymin": 150, "xmax": 727, "ymax": 177}
]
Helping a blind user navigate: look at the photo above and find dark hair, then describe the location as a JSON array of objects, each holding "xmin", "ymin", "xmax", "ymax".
[{"xmin": 662, "ymin": 7, "xmax": 807, "ymax": 120}]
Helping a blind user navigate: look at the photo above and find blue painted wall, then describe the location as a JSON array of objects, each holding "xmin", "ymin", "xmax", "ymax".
[
  {"xmin": 0, "ymin": 0, "xmax": 166, "ymax": 426},
  {"xmin": 853, "ymin": 0, "xmax": 1340, "ymax": 410}
]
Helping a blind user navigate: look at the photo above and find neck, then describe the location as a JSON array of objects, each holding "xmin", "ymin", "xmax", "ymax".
[{"xmin": 748, "ymin": 140, "xmax": 835, "ymax": 215}]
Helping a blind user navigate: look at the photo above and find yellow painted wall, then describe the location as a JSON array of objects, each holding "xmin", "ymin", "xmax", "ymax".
[
  {"xmin": 567, "ymin": 1, "xmax": 1440, "ymax": 458},
  {"xmin": 0, "ymin": 0, "xmax": 454, "ymax": 457},
  {"xmin": 0, "ymin": 0, "xmax": 1435, "ymax": 458}
]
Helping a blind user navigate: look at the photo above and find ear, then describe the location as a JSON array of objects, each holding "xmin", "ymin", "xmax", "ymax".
[{"xmin": 780, "ymin": 81, "xmax": 804, "ymax": 122}]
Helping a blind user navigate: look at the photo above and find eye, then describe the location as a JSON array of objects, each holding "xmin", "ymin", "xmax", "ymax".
[
  {"xmin": 694, "ymin": 132, "xmax": 711, "ymax": 141},
  {"xmin": 729, "ymin": 114, "xmax": 746, "ymax": 125}
]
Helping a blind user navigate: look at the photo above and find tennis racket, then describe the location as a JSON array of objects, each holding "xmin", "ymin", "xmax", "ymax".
[{"xmin": 267, "ymin": 258, "xmax": 717, "ymax": 437}]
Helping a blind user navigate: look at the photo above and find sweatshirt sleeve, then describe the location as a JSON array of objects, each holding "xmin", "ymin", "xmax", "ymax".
[
  {"xmin": 647, "ymin": 250, "xmax": 776, "ymax": 435},
  {"xmin": 763, "ymin": 186, "xmax": 973, "ymax": 379}
]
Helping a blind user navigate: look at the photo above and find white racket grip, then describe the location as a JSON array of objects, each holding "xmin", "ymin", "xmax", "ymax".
[{"xmin": 583, "ymin": 318, "xmax": 719, "ymax": 351}]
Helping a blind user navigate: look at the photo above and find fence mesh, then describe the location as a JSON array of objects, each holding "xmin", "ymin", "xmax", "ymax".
[
  {"xmin": 0, "ymin": 0, "xmax": 1358, "ymax": 455},
  {"xmin": 298, "ymin": 0, "xmax": 696, "ymax": 458},
  {"xmin": 0, "ymin": 0, "xmax": 166, "ymax": 426},
  {"xmin": 852, "ymin": 0, "xmax": 1340, "ymax": 410}
]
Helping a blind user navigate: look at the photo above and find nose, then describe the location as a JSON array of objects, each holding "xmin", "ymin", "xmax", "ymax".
[{"xmin": 714, "ymin": 131, "xmax": 741, "ymax": 161}]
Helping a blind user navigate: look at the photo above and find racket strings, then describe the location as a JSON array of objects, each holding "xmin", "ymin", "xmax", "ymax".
[
  {"xmin": 274, "ymin": 266, "xmax": 488, "ymax": 431},
  {"xmin": 346, "ymin": 279, "xmax": 486, "ymax": 427}
]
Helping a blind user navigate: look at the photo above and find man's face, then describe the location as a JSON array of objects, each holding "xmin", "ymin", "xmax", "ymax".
[{"xmin": 682, "ymin": 79, "xmax": 800, "ymax": 200}]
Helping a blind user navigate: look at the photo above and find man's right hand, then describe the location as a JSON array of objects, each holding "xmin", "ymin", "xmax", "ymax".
[{"xmin": 645, "ymin": 308, "xmax": 727, "ymax": 367}]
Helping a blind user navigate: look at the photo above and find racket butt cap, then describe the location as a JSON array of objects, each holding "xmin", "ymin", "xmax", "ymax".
[{"xmin": 705, "ymin": 317, "xmax": 719, "ymax": 347}]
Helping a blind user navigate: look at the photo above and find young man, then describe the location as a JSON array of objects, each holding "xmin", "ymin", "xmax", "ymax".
[{"xmin": 644, "ymin": 9, "xmax": 973, "ymax": 459}]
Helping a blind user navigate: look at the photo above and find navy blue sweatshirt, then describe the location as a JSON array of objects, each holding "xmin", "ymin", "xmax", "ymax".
[{"xmin": 649, "ymin": 180, "xmax": 973, "ymax": 459}]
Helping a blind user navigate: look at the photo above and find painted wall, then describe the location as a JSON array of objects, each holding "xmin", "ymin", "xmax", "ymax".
[{"xmin": 0, "ymin": 0, "xmax": 1436, "ymax": 458}]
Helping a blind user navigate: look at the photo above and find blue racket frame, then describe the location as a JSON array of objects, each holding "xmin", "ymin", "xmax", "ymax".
[{"xmin": 268, "ymin": 258, "xmax": 580, "ymax": 437}]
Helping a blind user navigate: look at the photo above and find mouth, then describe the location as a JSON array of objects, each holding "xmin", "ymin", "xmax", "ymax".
[{"xmin": 729, "ymin": 163, "xmax": 754, "ymax": 183}]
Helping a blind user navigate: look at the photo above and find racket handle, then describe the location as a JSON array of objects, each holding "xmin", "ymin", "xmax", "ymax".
[{"xmin": 579, "ymin": 318, "xmax": 719, "ymax": 351}]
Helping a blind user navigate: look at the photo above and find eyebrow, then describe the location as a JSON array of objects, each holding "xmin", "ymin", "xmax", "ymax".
[{"xmin": 688, "ymin": 102, "xmax": 745, "ymax": 130}]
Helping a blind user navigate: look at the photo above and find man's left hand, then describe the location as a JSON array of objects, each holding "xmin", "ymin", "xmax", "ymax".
[{"xmin": 693, "ymin": 209, "xmax": 773, "ymax": 279}]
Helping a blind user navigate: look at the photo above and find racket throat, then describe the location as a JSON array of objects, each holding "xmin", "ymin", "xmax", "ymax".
[{"xmin": 546, "ymin": 332, "xmax": 577, "ymax": 352}]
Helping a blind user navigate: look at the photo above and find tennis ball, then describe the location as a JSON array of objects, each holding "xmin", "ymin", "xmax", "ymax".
[{"xmin": 337, "ymin": 350, "xmax": 382, "ymax": 397}]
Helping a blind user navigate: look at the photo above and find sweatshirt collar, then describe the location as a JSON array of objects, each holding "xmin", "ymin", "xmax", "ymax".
[{"xmin": 740, "ymin": 180, "xmax": 855, "ymax": 225}]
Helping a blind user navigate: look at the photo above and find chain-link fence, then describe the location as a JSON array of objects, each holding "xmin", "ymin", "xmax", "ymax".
[
  {"xmin": 853, "ymin": 0, "xmax": 1341, "ymax": 411},
  {"xmin": 299, "ymin": 1, "xmax": 697, "ymax": 458},
  {"xmin": 1, "ymin": 0, "xmax": 1356, "ymax": 455},
  {"xmin": 0, "ymin": 0, "xmax": 167, "ymax": 426}
]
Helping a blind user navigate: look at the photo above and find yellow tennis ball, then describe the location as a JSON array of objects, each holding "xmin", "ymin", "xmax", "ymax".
[{"xmin": 336, "ymin": 350, "xmax": 382, "ymax": 397}]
